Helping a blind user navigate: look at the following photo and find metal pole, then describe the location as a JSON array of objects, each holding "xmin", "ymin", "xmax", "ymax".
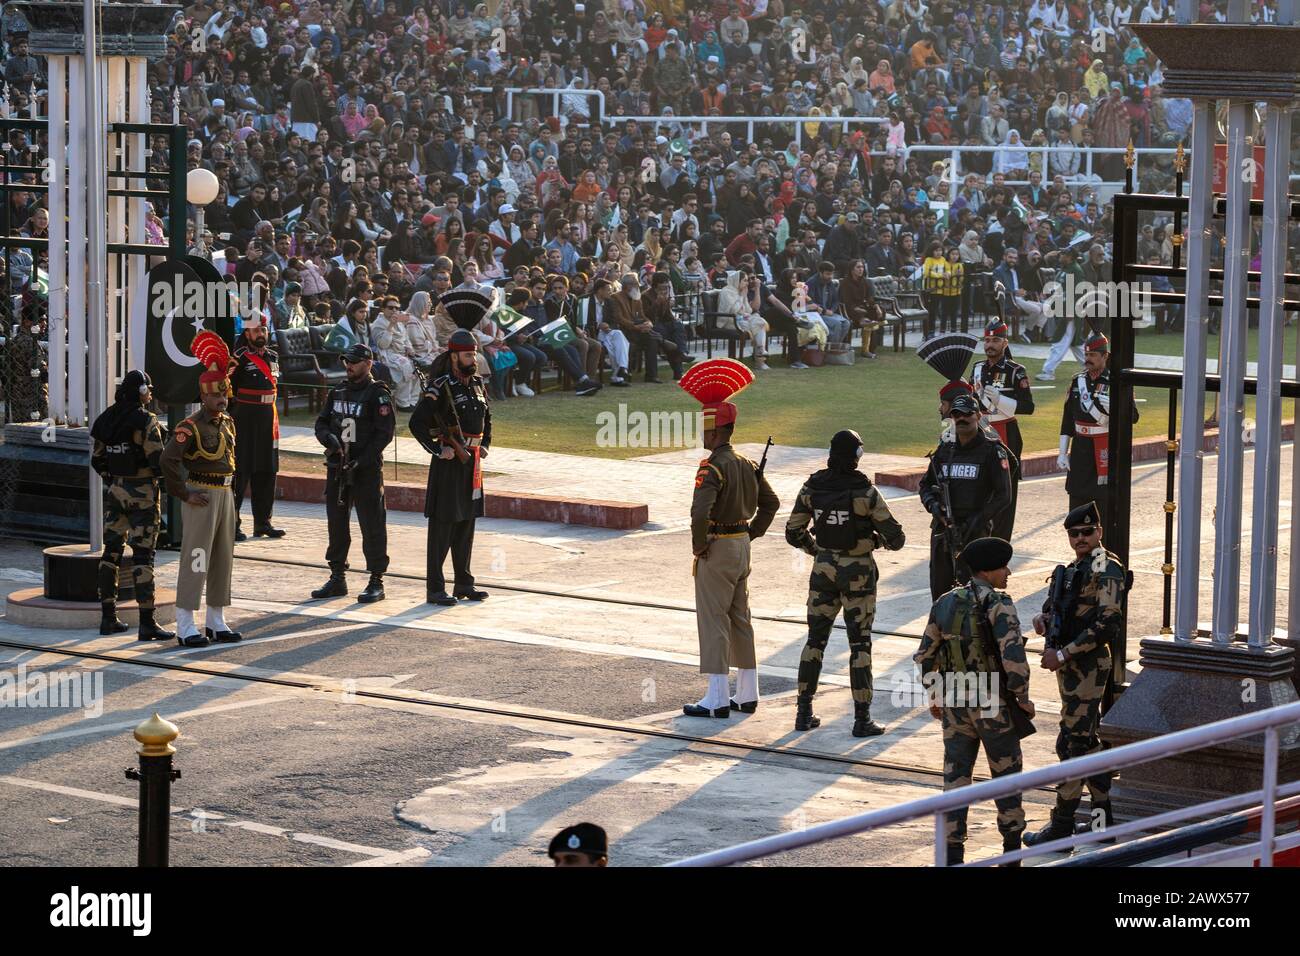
[
  {"xmin": 124, "ymin": 713, "xmax": 180, "ymax": 867},
  {"xmin": 1260, "ymin": 726, "xmax": 1278, "ymax": 867},
  {"xmin": 933, "ymin": 814, "xmax": 946, "ymax": 866},
  {"xmin": 1248, "ymin": 102, "xmax": 1290, "ymax": 648},
  {"xmin": 1162, "ymin": 388, "xmax": 1178, "ymax": 634},
  {"xmin": 1177, "ymin": 100, "xmax": 1214, "ymax": 641},
  {"xmin": 1211, "ymin": 99, "xmax": 1251, "ymax": 645},
  {"xmin": 48, "ymin": 56, "xmax": 67, "ymax": 423},
  {"xmin": 1108, "ymin": 200, "xmax": 1135, "ymax": 691},
  {"xmin": 67, "ymin": 57, "xmax": 86, "ymax": 427},
  {"xmin": 85, "ymin": 0, "xmax": 107, "ymax": 551}
]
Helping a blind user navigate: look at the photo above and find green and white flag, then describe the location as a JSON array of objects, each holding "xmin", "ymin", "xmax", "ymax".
[
  {"xmin": 538, "ymin": 318, "xmax": 576, "ymax": 349},
  {"xmin": 321, "ymin": 323, "xmax": 357, "ymax": 353},
  {"xmin": 31, "ymin": 268, "xmax": 48, "ymax": 298},
  {"xmin": 492, "ymin": 305, "xmax": 536, "ymax": 340}
]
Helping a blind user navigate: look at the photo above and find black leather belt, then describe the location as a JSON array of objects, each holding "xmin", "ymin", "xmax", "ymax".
[
  {"xmin": 709, "ymin": 522, "xmax": 749, "ymax": 535},
  {"xmin": 189, "ymin": 475, "xmax": 233, "ymax": 488}
]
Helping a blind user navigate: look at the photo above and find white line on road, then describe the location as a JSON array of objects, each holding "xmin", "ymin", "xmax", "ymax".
[
  {"xmin": 0, "ymin": 775, "xmax": 424, "ymax": 863},
  {"xmin": 0, "ymin": 696, "xmax": 289, "ymax": 751}
]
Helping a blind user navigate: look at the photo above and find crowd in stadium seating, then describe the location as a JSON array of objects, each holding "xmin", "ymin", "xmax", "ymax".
[{"xmin": 1, "ymin": 0, "xmax": 1244, "ymax": 405}]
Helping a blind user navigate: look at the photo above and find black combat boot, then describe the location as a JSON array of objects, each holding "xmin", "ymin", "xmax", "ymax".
[
  {"xmin": 944, "ymin": 844, "xmax": 965, "ymax": 866},
  {"xmin": 311, "ymin": 570, "xmax": 348, "ymax": 599},
  {"xmin": 357, "ymin": 573, "xmax": 385, "ymax": 603},
  {"xmin": 794, "ymin": 694, "xmax": 821, "ymax": 731},
  {"xmin": 100, "ymin": 602, "xmax": 130, "ymax": 635},
  {"xmin": 136, "ymin": 609, "xmax": 175, "ymax": 641},
  {"xmin": 1023, "ymin": 815, "xmax": 1076, "ymax": 848},
  {"xmin": 454, "ymin": 587, "xmax": 489, "ymax": 601},
  {"xmin": 852, "ymin": 702, "xmax": 885, "ymax": 737},
  {"xmin": 1001, "ymin": 833, "xmax": 1023, "ymax": 867}
]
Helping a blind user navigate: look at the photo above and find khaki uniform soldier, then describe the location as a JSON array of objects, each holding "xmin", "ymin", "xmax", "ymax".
[
  {"xmin": 1025, "ymin": 500, "xmax": 1129, "ymax": 848},
  {"xmin": 681, "ymin": 358, "xmax": 779, "ymax": 717},
  {"xmin": 89, "ymin": 370, "xmax": 173, "ymax": 641},
  {"xmin": 915, "ymin": 537, "xmax": 1035, "ymax": 866},
  {"xmin": 784, "ymin": 429, "xmax": 906, "ymax": 737},
  {"xmin": 160, "ymin": 332, "xmax": 240, "ymax": 648}
]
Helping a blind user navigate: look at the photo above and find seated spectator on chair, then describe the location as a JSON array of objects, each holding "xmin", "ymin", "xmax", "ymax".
[
  {"xmin": 992, "ymin": 247, "xmax": 1047, "ymax": 343},
  {"xmin": 642, "ymin": 272, "xmax": 692, "ymax": 381},
  {"xmin": 806, "ymin": 261, "xmax": 851, "ymax": 345}
]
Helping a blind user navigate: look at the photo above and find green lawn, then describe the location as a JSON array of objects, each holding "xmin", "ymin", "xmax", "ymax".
[
  {"xmin": 1129, "ymin": 322, "xmax": 1300, "ymax": 363},
  {"xmin": 283, "ymin": 342, "xmax": 1289, "ymax": 459}
]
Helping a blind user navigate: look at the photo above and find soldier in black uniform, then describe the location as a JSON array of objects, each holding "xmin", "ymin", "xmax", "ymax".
[
  {"xmin": 409, "ymin": 329, "xmax": 492, "ymax": 606},
  {"xmin": 89, "ymin": 370, "xmax": 174, "ymax": 641},
  {"xmin": 969, "ymin": 317, "xmax": 1033, "ymax": 539},
  {"xmin": 919, "ymin": 392, "xmax": 1013, "ymax": 601},
  {"xmin": 1058, "ymin": 332, "xmax": 1138, "ymax": 531},
  {"xmin": 230, "ymin": 314, "xmax": 286, "ymax": 541},
  {"xmin": 310, "ymin": 343, "xmax": 395, "ymax": 603}
]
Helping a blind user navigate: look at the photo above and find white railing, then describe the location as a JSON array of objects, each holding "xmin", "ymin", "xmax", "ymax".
[
  {"xmin": 668, "ymin": 699, "xmax": 1300, "ymax": 868},
  {"xmin": 471, "ymin": 86, "xmax": 607, "ymax": 125},
  {"xmin": 605, "ymin": 114, "xmax": 889, "ymax": 151}
]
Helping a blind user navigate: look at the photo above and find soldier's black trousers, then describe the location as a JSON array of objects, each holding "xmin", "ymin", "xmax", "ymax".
[
  {"xmin": 325, "ymin": 465, "xmax": 389, "ymax": 575},
  {"xmin": 929, "ymin": 535, "xmax": 972, "ymax": 602},
  {"xmin": 233, "ymin": 468, "xmax": 277, "ymax": 529},
  {"xmin": 427, "ymin": 518, "xmax": 476, "ymax": 594}
]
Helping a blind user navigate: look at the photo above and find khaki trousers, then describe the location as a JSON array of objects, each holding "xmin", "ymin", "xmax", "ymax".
[
  {"xmin": 176, "ymin": 483, "xmax": 235, "ymax": 610},
  {"xmin": 693, "ymin": 535, "xmax": 757, "ymax": 674}
]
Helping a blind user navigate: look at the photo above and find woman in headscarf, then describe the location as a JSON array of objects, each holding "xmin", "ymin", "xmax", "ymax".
[
  {"xmin": 846, "ymin": 56, "xmax": 870, "ymax": 87},
  {"xmin": 447, "ymin": 4, "xmax": 476, "ymax": 45},
  {"xmin": 995, "ymin": 129, "xmax": 1030, "ymax": 177},
  {"xmin": 1046, "ymin": 91, "xmax": 1071, "ymax": 135},
  {"xmin": 505, "ymin": 144, "xmax": 535, "ymax": 198},
  {"xmin": 695, "ymin": 29, "xmax": 724, "ymax": 66},
  {"xmin": 615, "ymin": 9, "xmax": 645, "ymax": 46},
  {"xmin": 869, "ymin": 59, "xmax": 896, "ymax": 97},
  {"xmin": 1084, "ymin": 59, "xmax": 1109, "ymax": 100},
  {"xmin": 534, "ymin": 155, "xmax": 570, "ymax": 211},
  {"xmin": 470, "ymin": 3, "xmax": 495, "ymax": 39},
  {"xmin": 717, "ymin": 270, "xmax": 771, "ymax": 370}
]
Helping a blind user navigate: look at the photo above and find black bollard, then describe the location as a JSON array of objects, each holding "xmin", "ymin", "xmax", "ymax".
[{"xmin": 124, "ymin": 713, "xmax": 181, "ymax": 867}]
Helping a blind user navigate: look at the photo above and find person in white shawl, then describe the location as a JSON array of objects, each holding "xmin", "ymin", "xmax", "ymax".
[
  {"xmin": 371, "ymin": 297, "xmax": 422, "ymax": 409},
  {"xmin": 995, "ymin": 128, "xmax": 1030, "ymax": 177},
  {"xmin": 716, "ymin": 271, "xmax": 770, "ymax": 370},
  {"xmin": 402, "ymin": 290, "xmax": 440, "ymax": 369}
]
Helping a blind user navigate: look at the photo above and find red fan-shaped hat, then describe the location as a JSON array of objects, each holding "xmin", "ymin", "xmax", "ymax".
[
  {"xmin": 678, "ymin": 358, "xmax": 754, "ymax": 429},
  {"xmin": 192, "ymin": 330, "xmax": 232, "ymax": 396}
]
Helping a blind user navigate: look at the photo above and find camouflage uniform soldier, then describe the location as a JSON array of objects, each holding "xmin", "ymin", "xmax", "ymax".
[
  {"xmin": 785, "ymin": 429, "xmax": 906, "ymax": 737},
  {"xmin": 915, "ymin": 537, "xmax": 1035, "ymax": 866},
  {"xmin": 89, "ymin": 370, "xmax": 173, "ymax": 641},
  {"xmin": 1024, "ymin": 501, "xmax": 1128, "ymax": 848}
]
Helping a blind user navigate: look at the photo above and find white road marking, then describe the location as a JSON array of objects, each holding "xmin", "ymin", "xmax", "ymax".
[
  {"xmin": 0, "ymin": 696, "xmax": 289, "ymax": 751},
  {"xmin": 0, "ymin": 775, "xmax": 422, "ymax": 862}
]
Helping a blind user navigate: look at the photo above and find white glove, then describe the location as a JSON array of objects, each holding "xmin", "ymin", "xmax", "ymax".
[{"xmin": 1057, "ymin": 435, "xmax": 1070, "ymax": 472}]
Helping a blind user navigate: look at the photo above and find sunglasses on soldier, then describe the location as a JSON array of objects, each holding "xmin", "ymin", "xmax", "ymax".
[{"xmin": 1067, "ymin": 526, "xmax": 1097, "ymax": 538}]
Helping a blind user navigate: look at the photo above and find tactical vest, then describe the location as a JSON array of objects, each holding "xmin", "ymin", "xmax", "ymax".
[
  {"xmin": 809, "ymin": 486, "xmax": 859, "ymax": 551},
  {"xmin": 932, "ymin": 587, "xmax": 997, "ymax": 675},
  {"xmin": 103, "ymin": 408, "xmax": 152, "ymax": 477}
]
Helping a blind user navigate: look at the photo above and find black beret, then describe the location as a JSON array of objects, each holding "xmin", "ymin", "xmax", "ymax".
[
  {"xmin": 548, "ymin": 822, "xmax": 607, "ymax": 859},
  {"xmin": 1064, "ymin": 501, "xmax": 1101, "ymax": 528},
  {"xmin": 962, "ymin": 536, "xmax": 1013, "ymax": 573},
  {"xmin": 342, "ymin": 343, "xmax": 374, "ymax": 362}
]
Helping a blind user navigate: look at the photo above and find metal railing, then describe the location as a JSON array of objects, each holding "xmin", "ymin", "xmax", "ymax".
[
  {"xmin": 668, "ymin": 698, "xmax": 1300, "ymax": 868},
  {"xmin": 606, "ymin": 114, "xmax": 888, "ymax": 151}
]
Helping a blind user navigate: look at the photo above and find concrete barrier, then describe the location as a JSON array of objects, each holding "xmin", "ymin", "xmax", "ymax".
[
  {"xmin": 874, "ymin": 422, "xmax": 1296, "ymax": 493},
  {"xmin": 274, "ymin": 472, "xmax": 648, "ymax": 529}
]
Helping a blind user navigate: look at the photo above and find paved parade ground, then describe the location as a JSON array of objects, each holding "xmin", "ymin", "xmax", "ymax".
[{"xmin": 0, "ymin": 438, "xmax": 1289, "ymax": 866}]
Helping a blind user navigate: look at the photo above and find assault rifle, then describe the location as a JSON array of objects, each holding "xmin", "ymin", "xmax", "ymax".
[
  {"xmin": 1043, "ymin": 564, "xmax": 1077, "ymax": 650},
  {"xmin": 337, "ymin": 440, "xmax": 353, "ymax": 507},
  {"xmin": 757, "ymin": 436, "xmax": 773, "ymax": 478},
  {"xmin": 974, "ymin": 594, "xmax": 1036, "ymax": 739},
  {"xmin": 438, "ymin": 379, "xmax": 472, "ymax": 465},
  {"xmin": 937, "ymin": 446, "xmax": 963, "ymax": 577}
]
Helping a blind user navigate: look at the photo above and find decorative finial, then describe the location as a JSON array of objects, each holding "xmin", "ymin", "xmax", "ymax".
[
  {"xmin": 1174, "ymin": 142, "xmax": 1185, "ymax": 174},
  {"xmin": 1124, "ymin": 139, "xmax": 1135, "ymax": 169},
  {"xmin": 134, "ymin": 713, "xmax": 180, "ymax": 758}
]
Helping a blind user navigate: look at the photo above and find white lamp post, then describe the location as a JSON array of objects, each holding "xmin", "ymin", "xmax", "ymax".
[{"xmin": 186, "ymin": 168, "xmax": 219, "ymax": 257}]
